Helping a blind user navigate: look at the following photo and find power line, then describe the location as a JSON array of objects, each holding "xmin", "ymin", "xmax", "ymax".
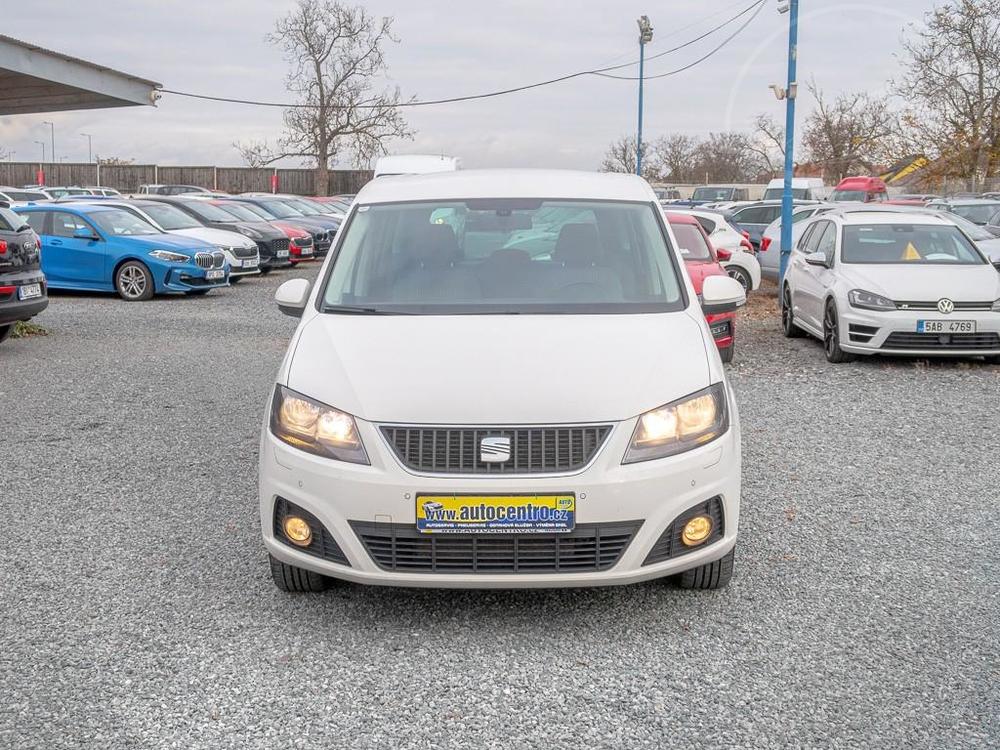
[
  {"xmin": 594, "ymin": 0, "xmax": 766, "ymax": 81},
  {"xmin": 160, "ymin": 0, "xmax": 766, "ymax": 110}
]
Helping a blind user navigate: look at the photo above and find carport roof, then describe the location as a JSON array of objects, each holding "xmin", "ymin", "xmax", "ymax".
[{"xmin": 0, "ymin": 34, "xmax": 160, "ymax": 115}]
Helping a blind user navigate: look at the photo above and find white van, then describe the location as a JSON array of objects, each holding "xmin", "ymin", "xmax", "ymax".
[
  {"xmin": 373, "ymin": 154, "xmax": 461, "ymax": 178},
  {"xmin": 763, "ymin": 178, "xmax": 828, "ymax": 201}
]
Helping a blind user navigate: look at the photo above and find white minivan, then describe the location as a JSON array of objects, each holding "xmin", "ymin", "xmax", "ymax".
[
  {"xmin": 261, "ymin": 170, "xmax": 746, "ymax": 592},
  {"xmin": 763, "ymin": 178, "xmax": 828, "ymax": 201}
]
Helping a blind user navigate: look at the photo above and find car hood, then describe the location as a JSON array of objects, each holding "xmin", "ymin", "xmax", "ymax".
[
  {"xmin": 123, "ymin": 233, "xmax": 216, "ymax": 253},
  {"xmin": 169, "ymin": 227, "xmax": 256, "ymax": 249},
  {"xmin": 286, "ymin": 312, "xmax": 712, "ymax": 424},
  {"xmin": 838, "ymin": 263, "xmax": 1000, "ymax": 301}
]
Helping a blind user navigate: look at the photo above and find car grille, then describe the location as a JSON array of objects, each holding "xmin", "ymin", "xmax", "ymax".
[
  {"xmin": 643, "ymin": 496, "xmax": 725, "ymax": 566},
  {"xmin": 882, "ymin": 332, "xmax": 1000, "ymax": 350},
  {"xmin": 297, "ymin": 235, "xmax": 314, "ymax": 247},
  {"xmin": 194, "ymin": 251, "xmax": 225, "ymax": 269},
  {"xmin": 350, "ymin": 521, "xmax": 641, "ymax": 574},
  {"xmin": 271, "ymin": 238, "xmax": 290, "ymax": 256},
  {"xmin": 379, "ymin": 424, "xmax": 613, "ymax": 475},
  {"xmin": 894, "ymin": 300, "xmax": 993, "ymax": 311},
  {"xmin": 273, "ymin": 497, "xmax": 349, "ymax": 566},
  {"xmin": 232, "ymin": 244, "xmax": 257, "ymax": 258}
]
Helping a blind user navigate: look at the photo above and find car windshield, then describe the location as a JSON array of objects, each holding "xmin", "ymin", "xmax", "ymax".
[
  {"xmin": 841, "ymin": 224, "xmax": 985, "ymax": 265},
  {"xmin": 692, "ymin": 187, "xmax": 733, "ymax": 201},
  {"xmin": 764, "ymin": 188, "xmax": 808, "ymax": 200},
  {"xmin": 949, "ymin": 203, "xmax": 1000, "ymax": 224},
  {"xmin": 321, "ymin": 199, "xmax": 685, "ymax": 314},
  {"xmin": 213, "ymin": 202, "xmax": 262, "ymax": 222},
  {"xmin": 670, "ymin": 222, "xmax": 712, "ymax": 261},
  {"xmin": 831, "ymin": 190, "xmax": 868, "ymax": 202},
  {"xmin": 252, "ymin": 200, "xmax": 298, "ymax": 218},
  {"xmin": 89, "ymin": 209, "xmax": 161, "ymax": 236},
  {"xmin": 183, "ymin": 201, "xmax": 238, "ymax": 223},
  {"xmin": 6, "ymin": 190, "xmax": 46, "ymax": 201},
  {"xmin": 234, "ymin": 202, "xmax": 274, "ymax": 221},
  {"xmin": 141, "ymin": 204, "xmax": 202, "ymax": 230},
  {"xmin": 0, "ymin": 206, "xmax": 30, "ymax": 231},
  {"xmin": 284, "ymin": 198, "xmax": 322, "ymax": 215},
  {"xmin": 947, "ymin": 213, "xmax": 994, "ymax": 241}
]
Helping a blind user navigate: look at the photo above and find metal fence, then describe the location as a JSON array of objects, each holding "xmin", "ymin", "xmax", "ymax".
[{"xmin": 0, "ymin": 162, "xmax": 373, "ymax": 196}]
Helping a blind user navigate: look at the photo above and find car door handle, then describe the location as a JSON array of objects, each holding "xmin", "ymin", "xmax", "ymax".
[{"xmin": 49, "ymin": 239, "xmax": 63, "ymax": 246}]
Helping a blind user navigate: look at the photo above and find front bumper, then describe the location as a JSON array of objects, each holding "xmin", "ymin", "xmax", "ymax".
[
  {"xmin": 162, "ymin": 267, "xmax": 229, "ymax": 292},
  {"xmin": 840, "ymin": 306, "xmax": 1000, "ymax": 357},
  {"xmin": 223, "ymin": 249, "xmax": 262, "ymax": 277},
  {"xmin": 706, "ymin": 312, "xmax": 736, "ymax": 349},
  {"xmin": 259, "ymin": 401, "xmax": 741, "ymax": 588}
]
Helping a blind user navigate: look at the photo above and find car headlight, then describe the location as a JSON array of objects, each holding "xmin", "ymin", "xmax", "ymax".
[
  {"xmin": 623, "ymin": 383, "xmax": 729, "ymax": 464},
  {"xmin": 269, "ymin": 385, "xmax": 368, "ymax": 464},
  {"xmin": 848, "ymin": 289, "xmax": 895, "ymax": 311},
  {"xmin": 148, "ymin": 249, "xmax": 190, "ymax": 263},
  {"xmin": 993, "ymin": 297, "xmax": 1000, "ymax": 312}
]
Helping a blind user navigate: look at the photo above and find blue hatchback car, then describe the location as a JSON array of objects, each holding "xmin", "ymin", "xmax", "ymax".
[{"xmin": 15, "ymin": 203, "xmax": 229, "ymax": 301}]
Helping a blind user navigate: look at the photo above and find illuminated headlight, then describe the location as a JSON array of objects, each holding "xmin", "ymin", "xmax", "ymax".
[
  {"xmin": 848, "ymin": 289, "xmax": 895, "ymax": 311},
  {"xmin": 269, "ymin": 385, "xmax": 368, "ymax": 464},
  {"xmin": 623, "ymin": 384, "xmax": 728, "ymax": 464},
  {"xmin": 148, "ymin": 249, "xmax": 190, "ymax": 263}
]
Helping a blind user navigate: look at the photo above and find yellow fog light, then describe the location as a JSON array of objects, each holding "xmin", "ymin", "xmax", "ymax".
[
  {"xmin": 283, "ymin": 516, "xmax": 313, "ymax": 547},
  {"xmin": 681, "ymin": 515, "xmax": 713, "ymax": 547}
]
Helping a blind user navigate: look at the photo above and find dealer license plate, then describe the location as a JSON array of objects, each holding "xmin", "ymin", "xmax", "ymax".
[
  {"xmin": 301, "ymin": 247, "xmax": 313, "ymax": 255},
  {"xmin": 206, "ymin": 269, "xmax": 225, "ymax": 280},
  {"xmin": 243, "ymin": 258, "xmax": 259, "ymax": 268},
  {"xmin": 18, "ymin": 283, "xmax": 42, "ymax": 300},
  {"xmin": 277, "ymin": 249, "xmax": 289, "ymax": 258},
  {"xmin": 917, "ymin": 320, "xmax": 975, "ymax": 333},
  {"xmin": 416, "ymin": 494, "xmax": 575, "ymax": 534}
]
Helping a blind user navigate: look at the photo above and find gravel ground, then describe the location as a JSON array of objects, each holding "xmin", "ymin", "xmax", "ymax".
[{"xmin": 1, "ymin": 272, "xmax": 997, "ymax": 749}]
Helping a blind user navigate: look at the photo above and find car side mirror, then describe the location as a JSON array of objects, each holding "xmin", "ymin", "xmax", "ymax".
[
  {"xmin": 715, "ymin": 247, "xmax": 732, "ymax": 261},
  {"xmin": 72, "ymin": 227, "xmax": 99, "ymax": 241},
  {"xmin": 804, "ymin": 251, "xmax": 829, "ymax": 268},
  {"xmin": 701, "ymin": 275, "xmax": 746, "ymax": 315},
  {"xmin": 275, "ymin": 278, "xmax": 312, "ymax": 318}
]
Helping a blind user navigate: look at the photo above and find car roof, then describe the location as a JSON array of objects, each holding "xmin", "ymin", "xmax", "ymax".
[
  {"xmin": 16, "ymin": 202, "xmax": 118, "ymax": 213},
  {"xmin": 355, "ymin": 169, "xmax": 655, "ymax": 204},
  {"xmin": 938, "ymin": 198, "xmax": 1000, "ymax": 205},
  {"xmin": 826, "ymin": 209, "xmax": 954, "ymax": 226}
]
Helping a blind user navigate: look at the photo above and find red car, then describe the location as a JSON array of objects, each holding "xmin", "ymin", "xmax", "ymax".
[
  {"xmin": 271, "ymin": 222, "xmax": 316, "ymax": 264},
  {"xmin": 666, "ymin": 212, "xmax": 737, "ymax": 363}
]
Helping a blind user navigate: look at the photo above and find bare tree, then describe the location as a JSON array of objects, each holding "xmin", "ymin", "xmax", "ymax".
[
  {"xmin": 894, "ymin": 0, "xmax": 1000, "ymax": 182},
  {"xmin": 235, "ymin": 0, "xmax": 412, "ymax": 195},
  {"xmin": 691, "ymin": 132, "xmax": 767, "ymax": 183},
  {"xmin": 801, "ymin": 82, "xmax": 896, "ymax": 182},
  {"xmin": 652, "ymin": 134, "xmax": 699, "ymax": 183},
  {"xmin": 749, "ymin": 114, "xmax": 785, "ymax": 177},
  {"xmin": 599, "ymin": 135, "xmax": 659, "ymax": 181}
]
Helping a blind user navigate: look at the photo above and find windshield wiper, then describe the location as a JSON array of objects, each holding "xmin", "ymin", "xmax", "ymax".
[{"xmin": 321, "ymin": 304, "xmax": 408, "ymax": 315}]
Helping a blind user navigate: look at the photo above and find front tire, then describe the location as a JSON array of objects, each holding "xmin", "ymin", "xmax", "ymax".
[
  {"xmin": 259, "ymin": 266, "xmax": 272, "ymax": 276},
  {"xmin": 676, "ymin": 547, "xmax": 735, "ymax": 589},
  {"xmin": 228, "ymin": 275, "xmax": 241, "ymax": 285},
  {"xmin": 718, "ymin": 344, "xmax": 734, "ymax": 363},
  {"xmin": 727, "ymin": 266, "xmax": 752, "ymax": 294},
  {"xmin": 0, "ymin": 324, "xmax": 12, "ymax": 344},
  {"xmin": 115, "ymin": 261, "xmax": 154, "ymax": 301},
  {"xmin": 269, "ymin": 554, "xmax": 332, "ymax": 592},
  {"xmin": 823, "ymin": 300, "xmax": 856, "ymax": 363},
  {"xmin": 781, "ymin": 284, "xmax": 804, "ymax": 338}
]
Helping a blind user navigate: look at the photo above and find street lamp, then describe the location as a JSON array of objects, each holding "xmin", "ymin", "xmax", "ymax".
[
  {"xmin": 80, "ymin": 132, "xmax": 93, "ymax": 163},
  {"xmin": 34, "ymin": 140, "xmax": 46, "ymax": 163},
  {"xmin": 777, "ymin": 0, "xmax": 799, "ymax": 283},
  {"xmin": 41, "ymin": 120, "xmax": 55, "ymax": 163},
  {"xmin": 635, "ymin": 15, "xmax": 653, "ymax": 177}
]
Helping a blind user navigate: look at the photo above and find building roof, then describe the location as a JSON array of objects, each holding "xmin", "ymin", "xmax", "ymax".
[
  {"xmin": 0, "ymin": 34, "xmax": 160, "ymax": 115},
  {"xmin": 355, "ymin": 169, "xmax": 656, "ymax": 204}
]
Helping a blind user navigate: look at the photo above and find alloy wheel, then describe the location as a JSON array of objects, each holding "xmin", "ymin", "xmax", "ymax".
[
  {"xmin": 824, "ymin": 304, "xmax": 837, "ymax": 357},
  {"xmin": 119, "ymin": 266, "xmax": 146, "ymax": 299},
  {"xmin": 728, "ymin": 267, "xmax": 750, "ymax": 293}
]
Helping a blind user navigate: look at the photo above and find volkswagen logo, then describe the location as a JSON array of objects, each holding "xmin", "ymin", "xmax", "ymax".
[
  {"xmin": 936, "ymin": 298, "xmax": 955, "ymax": 314},
  {"xmin": 480, "ymin": 436, "xmax": 511, "ymax": 463}
]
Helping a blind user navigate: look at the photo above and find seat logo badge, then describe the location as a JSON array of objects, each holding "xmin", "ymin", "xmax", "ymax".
[
  {"xmin": 480, "ymin": 436, "xmax": 511, "ymax": 463},
  {"xmin": 937, "ymin": 298, "xmax": 954, "ymax": 314}
]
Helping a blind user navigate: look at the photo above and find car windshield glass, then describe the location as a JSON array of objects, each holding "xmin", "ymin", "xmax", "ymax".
[
  {"xmin": 692, "ymin": 187, "xmax": 732, "ymax": 201},
  {"xmin": 233, "ymin": 202, "xmax": 273, "ymax": 221},
  {"xmin": 831, "ymin": 190, "xmax": 867, "ymax": 202},
  {"xmin": 142, "ymin": 204, "xmax": 201, "ymax": 230},
  {"xmin": 947, "ymin": 213, "xmax": 993, "ymax": 241},
  {"xmin": 0, "ymin": 206, "xmax": 29, "ymax": 231},
  {"xmin": 321, "ymin": 199, "xmax": 685, "ymax": 314},
  {"xmin": 252, "ymin": 200, "xmax": 297, "ymax": 218},
  {"xmin": 6, "ymin": 190, "xmax": 46, "ymax": 201},
  {"xmin": 89, "ymin": 209, "xmax": 160, "ymax": 236},
  {"xmin": 284, "ymin": 199, "xmax": 321, "ymax": 215},
  {"xmin": 183, "ymin": 201, "xmax": 237, "ymax": 222},
  {"xmin": 764, "ymin": 188, "xmax": 808, "ymax": 200},
  {"xmin": 214, "ymin": 202, "xmax": 261, "ymax": 222},
  {"xmin": 670, "ymin": 223, "xmax": 712, "ymax": 261},
  {"xmin": 842, "ymin": 224, "xmax": 985, "ymax": 265},
  {"xmin": 949, "ymin": 203, "xmax": 1000, "ymax": 224}
]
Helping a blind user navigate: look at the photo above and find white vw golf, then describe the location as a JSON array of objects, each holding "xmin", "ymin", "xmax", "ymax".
[
  {"xmin": 781, "ymin": 211, "xmax": 1000, "ymax": 362},
  {"xmin": 260, "ymin": 170, "xmax": 746, "ymax": 591}
]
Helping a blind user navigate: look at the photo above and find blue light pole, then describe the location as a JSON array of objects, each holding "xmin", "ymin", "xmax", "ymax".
[
  {"xmin": 636, "ymin": 15, "xmax": 653, "ymax": 176},
  {"xmin": 778, "ymin": 0, "xmax": 799, "ymax": 283}
]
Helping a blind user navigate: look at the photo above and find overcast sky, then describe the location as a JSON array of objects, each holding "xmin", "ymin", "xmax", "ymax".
[{"xmin": 5, "ymin": 0, "xmax": 933, "ymax": 170}]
